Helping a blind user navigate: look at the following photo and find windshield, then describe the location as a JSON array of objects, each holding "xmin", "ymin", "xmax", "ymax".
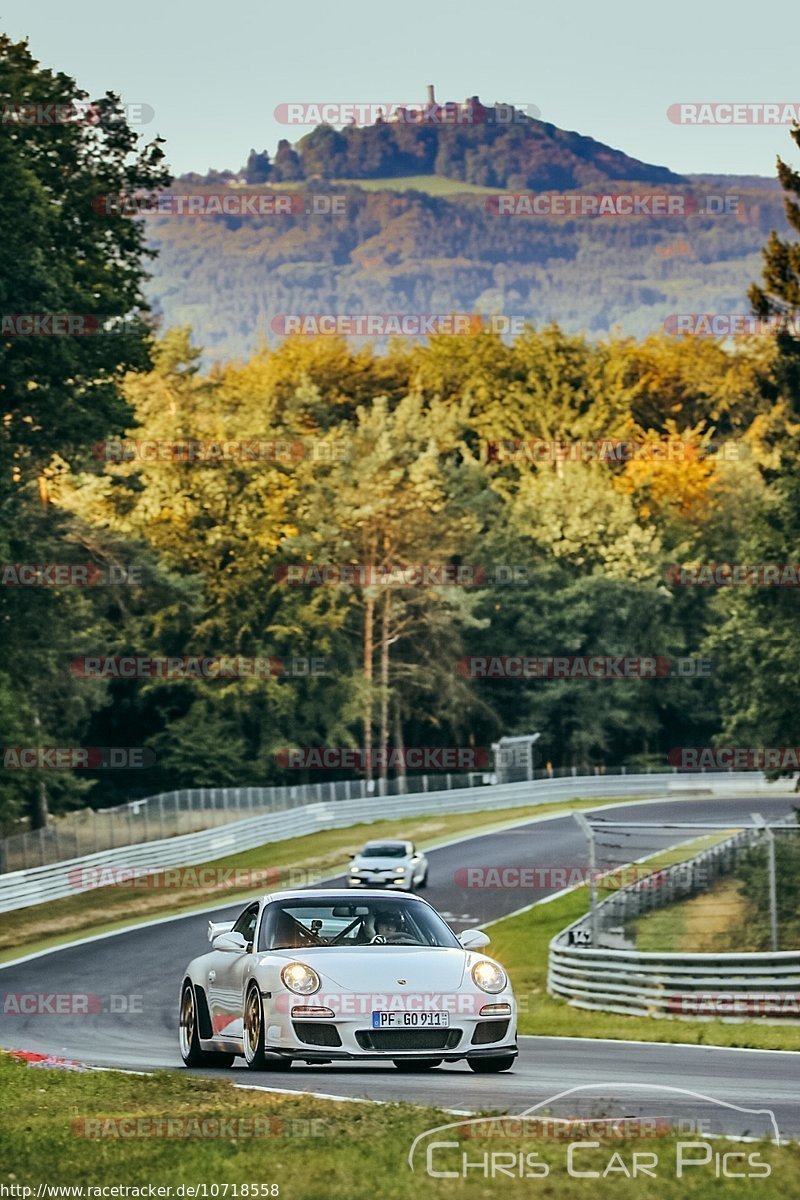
[
  {"xmin": 258, "ymin": 898, "xmax": 460, "ymax": 951},
  {"xmin": 360, "ymin": 844, "xmax": 408, "ymax": 858}
]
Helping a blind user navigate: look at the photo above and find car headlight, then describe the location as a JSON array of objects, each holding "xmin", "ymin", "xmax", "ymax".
[
  {"xmin": 472, "ymin": 960, "xmax": 507, "ymax": 994},
  {"xmin": 350, "ymin": 866, "xmax": 360, "ymax": 874},
  {"xmin": 394, "ymin": 866, "xmax": 407, "ymax": 874},
  {"xmin": 280, "ymin": 962, "xmax": 321, "ymax": 995}
]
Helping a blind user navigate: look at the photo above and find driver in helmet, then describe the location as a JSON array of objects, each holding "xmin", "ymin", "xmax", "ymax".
[{"xmin": 371, "ymin": 908, "xmax": 404, "ymax": 943}]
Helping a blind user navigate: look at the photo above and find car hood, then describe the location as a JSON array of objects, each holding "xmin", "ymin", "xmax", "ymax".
[
  {"xmin": 270, "ymin": 946, "xmax": 468, "ymax": 991},
  {"xmin": 352, "ymin": 856, "xmax": 410, "ymax": 869}
]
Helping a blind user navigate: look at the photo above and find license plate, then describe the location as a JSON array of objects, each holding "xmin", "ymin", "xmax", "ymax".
[{"xmin": 371, "ymin": 1011, "xmax": 450, "ymax": 1028}]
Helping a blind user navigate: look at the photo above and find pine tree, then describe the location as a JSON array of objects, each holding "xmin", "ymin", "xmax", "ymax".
[{"xmin": 749, "ymin": 124, "xmax": 800, "ymax": 405}]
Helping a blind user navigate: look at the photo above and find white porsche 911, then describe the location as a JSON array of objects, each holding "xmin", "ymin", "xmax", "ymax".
[{"xmin": 179, "ymin": 889, "xmax": 517, "ymax": 1073}]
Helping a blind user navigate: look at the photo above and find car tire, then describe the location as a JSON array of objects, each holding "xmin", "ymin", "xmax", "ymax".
[
  {"xmin": 393, "ymin": 1059, "xmax": 443, "ymax": 1070},
  {"xmin": 179, "ymin": 982, "xmax": 234, "ymax": 1069},
  {"xmin": 468, "ymin": 1054, "xmax": 515, "ymax": 1073},
  {"xmin": 243, "ymin": 985, "xmax": 292, "ymax": 1071}
]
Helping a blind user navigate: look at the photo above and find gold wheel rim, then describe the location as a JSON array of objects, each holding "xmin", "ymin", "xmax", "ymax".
[
  {"xmin": 246, "ymin": 990, "xmax": 261, "ymax": 1057},
  {"xmin": 180, "ymin": 987, "xmax": 195, "ymax": 1056}
]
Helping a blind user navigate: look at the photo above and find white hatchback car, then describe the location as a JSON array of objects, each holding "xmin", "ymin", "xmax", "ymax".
[
  {"xmin": 348, "ymin": 839, "xmax": 428, "ymax": 891},
  {"xmin": 178, "ymin": 890, "xmax": 517, "ymax": 1074}
]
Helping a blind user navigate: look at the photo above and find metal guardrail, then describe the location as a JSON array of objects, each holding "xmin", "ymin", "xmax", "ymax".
[
  {"xmin": 0, "ymin": 766, "xmax": 590, "ymax": 872},
  {"xmin": 548, "ymin": 826, "xmax": 800, "ymax": 1021},
  {"xmin": 0, "ymin": 771, "xmax": 789, "ymax": 914},
  {"xmin": 1, "ymin": 763, "xmax": 787, "ymax": 873}
]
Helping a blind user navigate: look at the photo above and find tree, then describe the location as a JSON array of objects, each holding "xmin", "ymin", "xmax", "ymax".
[
  {"xmin": 0, "ymin": 35, "xmax": 170, "ymax": 827},
  {"xmin": 0, "ymin": 34, "xmax": 169, "ymax": 487},
  {"xmin": 749, "ymin": 123, "xmax": 800, "ymax": 403},
  {"xmin": 244, "ymin": 148, "xmax": 271, "ymax": 184},
  {"xmin": 282, "ymin": 392, "xmax": 487, "ymax": 782},
  {"xmin": 709, "ymin": 125, "xmax": 800, "ymax": 766},
  {"xmin": 270, "ymin": 139, "xmax": 304, "ymax": 182}
]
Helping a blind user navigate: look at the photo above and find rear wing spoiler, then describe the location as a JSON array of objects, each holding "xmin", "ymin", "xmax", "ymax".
[{"xmin": 208, "ymin": 919, "xmax": 235, "ymax": 943}]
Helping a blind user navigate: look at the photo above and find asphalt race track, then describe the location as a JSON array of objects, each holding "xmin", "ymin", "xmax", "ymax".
[{"xmin": 1, "ymin": 795, "xmax": 798, "ymax": 1139}]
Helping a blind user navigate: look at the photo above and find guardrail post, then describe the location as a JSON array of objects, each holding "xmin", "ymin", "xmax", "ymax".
[
  {"xmin": 574, "ymin": 813, "xmax": 599, "ymax": 946},
  {"xmin": 751, "ymin": 812, "xmax": 779, "ymax": 952},
  {"xmin": 766, "ymin": 828, "xmax": 779, "ymax": 952}
]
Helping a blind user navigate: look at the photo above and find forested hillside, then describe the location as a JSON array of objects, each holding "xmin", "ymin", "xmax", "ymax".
[
  {"xmin": 146, "ymin": 178, "xmax": 787, "ymax": 363},
  {"xmin": 4, "ymin": 323, "xmax": 795, "ymax": 822}
]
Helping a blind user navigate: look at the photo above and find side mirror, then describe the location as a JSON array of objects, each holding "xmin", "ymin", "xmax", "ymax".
[
  {"xmin": 208, "ymin": 919, "xmax": 235, "ymax": 943},
  {"xmin": 458, "ymin": 928, "xmax": 490, "ymax": 950},
  {"xmin": 213, "ymin": 931, "xmax": 249, "ymax": 953}
]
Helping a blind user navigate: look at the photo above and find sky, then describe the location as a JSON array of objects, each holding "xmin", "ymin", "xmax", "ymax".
[{"xmin": 3, "ymin": 0, "xmax": 799, "ymax": 179}]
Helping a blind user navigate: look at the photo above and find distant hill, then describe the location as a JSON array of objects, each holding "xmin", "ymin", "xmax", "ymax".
[
  {"xmin": 271, "ymin": 98, "xmax": 685, "ymax": 191},
  {"xmin": 144, "ymin": 103, "xmax": 788, "ymax": 362}
]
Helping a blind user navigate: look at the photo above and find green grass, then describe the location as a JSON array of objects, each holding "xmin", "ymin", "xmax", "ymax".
[
  {"xmin": 0, "ymin": 797, "xmax": 611, "ymax": 962},
  {"xmin": 330, "ymin": 174, "xmax": 502, "ymax": 195},
  {"xmin": 1, "ymin": 1054, "xmax": 796, "ymax": 1198},
  {"xmin": 631, "ymin": 877, "xmax": 747, "ymax": 953},
  {"xmin": 485, "ymin": 835, "xmax": 800, "ymax": 1051}
]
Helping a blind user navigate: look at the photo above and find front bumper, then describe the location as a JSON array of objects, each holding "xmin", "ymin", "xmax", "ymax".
[
  {"xmin": 348, "ymin": 873, "xmax": 410, "ymax": 888},
  {"xmin": 256, "ymin": 1043, "xmax": 519, "ymax": 1063},
  {"xmin": 257, "ymin": 999, "xmax": 517, "ymax": 1063}
]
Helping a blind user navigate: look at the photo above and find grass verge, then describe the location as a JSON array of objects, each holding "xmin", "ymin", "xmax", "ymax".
[
  {"xmin": 0, "ymin": 797, "xmax": 610, "ymax": 962},
  {"xmin": 631, "ymin": 877, "xmax": 749, "ymax": 952},
  {"xmin": 1, "ymin": 1054, "xmax": 796, "ymax": 1198},
  {"xmin": 485, "ymin": 835, "xmax": 800, "ymax": 1051}
]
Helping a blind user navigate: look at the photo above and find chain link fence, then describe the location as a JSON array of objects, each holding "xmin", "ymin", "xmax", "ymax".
[
  {"xmin": 549, "ymin": 823, "xmax": 800, "ymax": 1020},
  {"xmin": 0, "ymin": 762, "xmax": 783, "ymax": 874}
]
